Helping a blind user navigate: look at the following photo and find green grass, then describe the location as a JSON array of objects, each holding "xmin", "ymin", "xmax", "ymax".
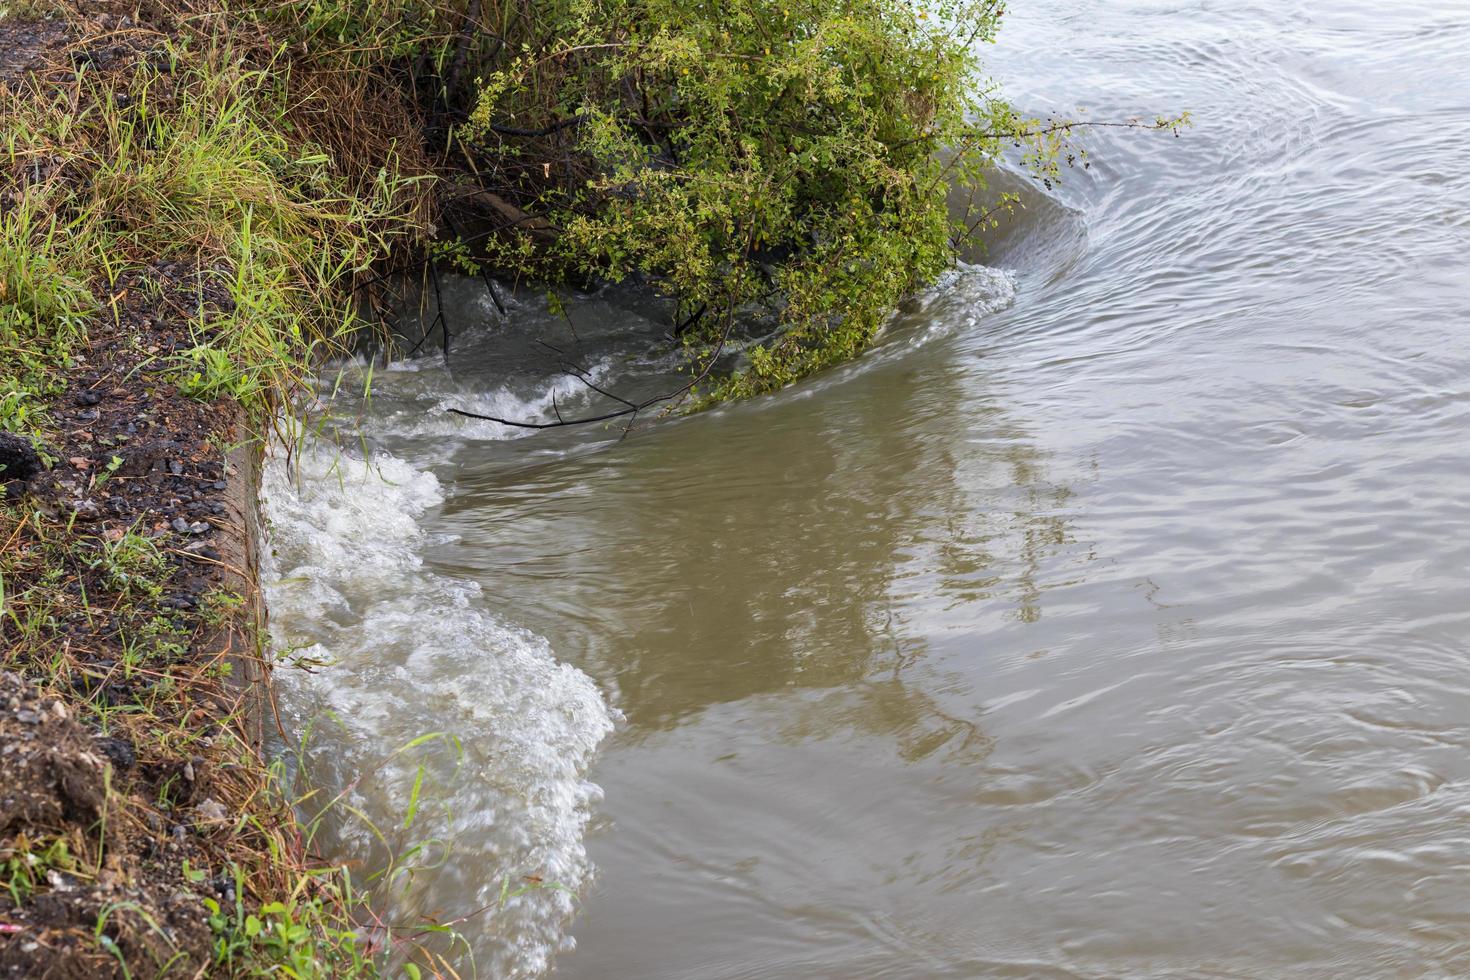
[
  {"xmin": 0, "ymin": 23, "xmax": 431, "ymax": 976},
  {"xmin": 1, "ymin": 833, "xmax": 80, "ymax": 906},
  {"xmin": 0, "ymin": 196, "xmax": 95, "ymax": 435},
  {"xmin": 0, "ymin": 45, "xmax": 426, "ymax": 428}
]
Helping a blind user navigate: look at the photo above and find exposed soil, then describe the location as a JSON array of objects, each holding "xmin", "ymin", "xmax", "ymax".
[
  {"xmin": 0, "ymin": 258, "xmax": 277, "ymax": 978},
  {"xmin": 0, "ymin": 673, "xmax": 217, "ymax": 978},
  {"xmin": 0, "ymin": 17, "xmax": 70, "ymax": 90},
  {"xmin": 1, "ymin": 19, "xmax": 279, "ymax": 977}
]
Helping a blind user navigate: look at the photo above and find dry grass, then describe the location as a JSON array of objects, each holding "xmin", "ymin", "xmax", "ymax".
[{"xmin": 0, "ymin": 2, "xmax": 444, "ymax": 974}]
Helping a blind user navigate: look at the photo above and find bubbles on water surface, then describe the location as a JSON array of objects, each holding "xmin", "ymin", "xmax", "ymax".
[{"xmin": 261, "ymin": 435, "xmax": 614, "ymax": 977}]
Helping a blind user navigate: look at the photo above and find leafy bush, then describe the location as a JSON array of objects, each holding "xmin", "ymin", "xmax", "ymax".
[{"xmin": 454, "ymin": 0, "xmax": 1022, "ymax": 398}]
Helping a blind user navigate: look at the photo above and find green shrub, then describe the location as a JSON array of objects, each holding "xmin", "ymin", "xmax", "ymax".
[{"xmin": 455, "ymin": 0, "xmax": 1023, "ymax": 398}]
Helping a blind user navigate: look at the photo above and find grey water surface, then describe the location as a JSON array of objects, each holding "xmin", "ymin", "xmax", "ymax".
[{"xmin": 266, "ymin": 1, "xmax": 1470, "ymax": 976}]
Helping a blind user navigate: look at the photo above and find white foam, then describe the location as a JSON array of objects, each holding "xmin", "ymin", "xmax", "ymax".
[
  {"xmin": 261, "ymin": 436, "xmax": 614, "ymax": 977},
  {"xmin": 321, "ymin": 357, "xmax": 617, "ymax": 444},
  {"xmin": 423, "ymin": 360, "xmax": 615, "ymax": 441},
  {"xmin": 903, "ymin": 262, "xmax": 1018, "ymax": 339}
]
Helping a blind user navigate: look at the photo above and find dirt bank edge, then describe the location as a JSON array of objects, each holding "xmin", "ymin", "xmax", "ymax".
[
  {"xmin": 0, "ymin": 5, "xmax": 413, "ymax": 974},
  {"xmin": 214, "ymin": 440, "xmax": 268, "ymax": 755}
]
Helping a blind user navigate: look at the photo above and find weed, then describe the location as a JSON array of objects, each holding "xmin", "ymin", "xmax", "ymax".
[
  {"xmin": 206, "ymin": 866, "xmax": 375, "ymax": 978},
  {"xmin": 0, "ymin": 833, "xmax": 79, "ymax": 905}
]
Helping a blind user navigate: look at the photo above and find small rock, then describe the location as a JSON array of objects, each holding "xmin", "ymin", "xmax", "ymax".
[
  {"xmin": 171, "ymin": 517, "xmax": 190, "ymax": 533},
  {"xmin": 15, "ymin": 709, "xmax": 39, "ymax": 724},
  {"xmin": 0, "ymin": 433, "xmax": 43, "ymax": 481},
  {"xmin": 76, "ymin": 391, "xmax": 102, "ymax": 406},
  {"xmin": 188, "ymin": 521, "xmax": 208, "ymax": 534},
  {"xmin": 168, "ymin": 459, "xmax": 184, "ymax": 476},
  {"xmin": 96, "ymin": 736, "xmax": 136, "ymax": 771},
  {"xmin": 194, "ymin": 798, "xmax": 228, "ymax": 823},
  {"xmin": 212, "ymin": 481, "xmax": 227, "ymax": 491}
]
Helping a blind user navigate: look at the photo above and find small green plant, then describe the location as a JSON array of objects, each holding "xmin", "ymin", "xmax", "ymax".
[
  {"xmin": 200, "ymin": 586, "xmax": 247, "ymax": 628},
  {"xmin": 175, "ymin": 344, "xmax": 263, "ymax": 403},
  {"xmin": 87, "ymin": 525, "xmax": 166, "ymax": 600},
  {"xmin": 205, "ymin": 866, "xmax": 375, "ymax": 978},
  {"xmin": 89, "ymin": 454, "xmax": 124, "ymax": 492},
  {"xmin": 1, "ymin": 833, "xmax": 79, "ymax": 905}
]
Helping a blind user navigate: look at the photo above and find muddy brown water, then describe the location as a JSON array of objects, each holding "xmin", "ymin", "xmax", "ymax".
[{"xmin": 262, "ymin": 1, "xmax": 1470, "ymax": 976}]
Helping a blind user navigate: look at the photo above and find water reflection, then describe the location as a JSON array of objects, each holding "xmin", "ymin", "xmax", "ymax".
[
  {"xmin": 267, "ymin": 0, "xmax": 1470, "ymax": 975},
  {"xmin": 431, "ymin": 280, "xmax": 1074, "ymax": 734}
]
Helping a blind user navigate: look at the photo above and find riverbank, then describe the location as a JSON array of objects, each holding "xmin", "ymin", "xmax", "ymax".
[{"xmin": 0, "ymin": 4, "xmax": 428, "ymax": 974}]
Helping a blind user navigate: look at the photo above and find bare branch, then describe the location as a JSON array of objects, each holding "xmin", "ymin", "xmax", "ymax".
[
  {"xmin": 896, "ymin": 114, "xmax": 1183, "ymax": 152},
  {"xmin": 447, "ymin": 309, "xmax": 736, "ymax": 430}
]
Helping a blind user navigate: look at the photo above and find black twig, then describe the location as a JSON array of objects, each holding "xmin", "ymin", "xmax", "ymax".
[
  {"xmin": 673, "ymin": 302, "xmax": 707, "ymax": 338},
  {"xmin": 439, "ymin": 211, "xmax": 508, "ymax": 317},
  {"xmin": 447, "ymin": 309, "xmax": 735, "ymax": 429},
  {"xmin": 565, "ymin": 366, "xmax": 637, "ymax": 409},
  {"xmin": 427, "ymin": 258, "xmax": 450, "ymax": 361}
]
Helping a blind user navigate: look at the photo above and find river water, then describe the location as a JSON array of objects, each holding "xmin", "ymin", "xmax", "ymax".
[{"xmin": 261, "ymin": 1, "xmax": 1470, "ymax": 976}]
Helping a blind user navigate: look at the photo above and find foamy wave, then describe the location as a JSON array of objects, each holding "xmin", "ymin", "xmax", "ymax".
[
  {"xmin": 261, "ymin": 437, "xmax": 614, "ymax": 977},
  {"xmin": 905, "ymin": 262, "xmax": 1018, "ymax": 337},
  {"xmin": 426, "ymin": 361, "xmax": 614, "ymax": 441},
  {"xmin": 319, "ymin": 357, "xmax": 616, "ymax": 444}
]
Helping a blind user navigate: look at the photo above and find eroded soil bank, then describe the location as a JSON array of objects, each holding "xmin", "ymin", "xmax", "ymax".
[
  {"xmin": 0, "ymin": 7, "xmax": 398, "ymax": 975},
  {"xmin": 0, "ymin": 255, "xmax": 278, "ymax": 977}
]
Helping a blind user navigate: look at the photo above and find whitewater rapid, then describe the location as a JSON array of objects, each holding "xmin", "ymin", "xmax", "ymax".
[{"xmin": 260, "ymin": 429, "xmax": 614, "ymax": 976}]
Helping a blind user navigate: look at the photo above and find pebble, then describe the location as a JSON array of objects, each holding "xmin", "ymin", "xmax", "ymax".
[
  {"xmin": 76, "ymin": 391, "xmax": 102, "ymax": 406},
  {"xmin": 168, "ymin": 459, "xmax": 184, "ymax": 476},
  {"xmin": 171, "ymin": 517, "xmax": 190, "ymax": 533},
  {"xmin": 15, "ymin": 709, "xmax": 39, "ymax": 724},
  {"xmin": 96, "ymin": 736, "xmax": 136, "ymax": 771},
  {"xmin": 194, "ymin": 798, "xmax": 228, "ymax": 823}
]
